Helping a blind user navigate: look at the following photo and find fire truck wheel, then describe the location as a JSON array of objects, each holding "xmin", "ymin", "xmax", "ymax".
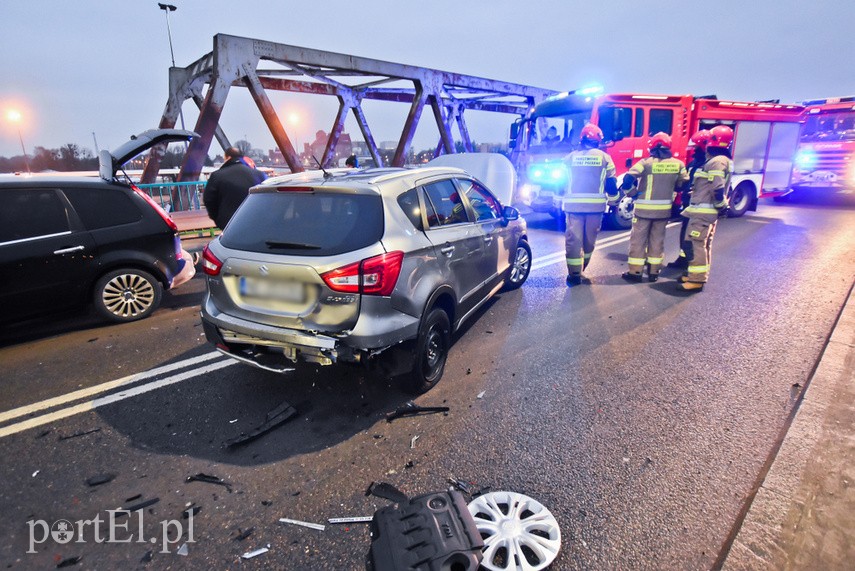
[
  {"xmin": 605, "ymin": 194, "xmax": 634, "ymax": 229},
  {"xmin": 727, "ymin": 181, "xmax": 755, "ymax": 218}
]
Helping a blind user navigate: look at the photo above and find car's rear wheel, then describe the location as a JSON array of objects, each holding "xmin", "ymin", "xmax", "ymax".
[
  {"xmin": 94, "ymin": 269, "xmax": 162, "ymax": 323},
  {"xmin": 402, "ymin": 307, "xmax": 451, "ymax": 394},
  {"xmin": 502, "ymin": 239, "xmax": 531, "ymax": 291}
]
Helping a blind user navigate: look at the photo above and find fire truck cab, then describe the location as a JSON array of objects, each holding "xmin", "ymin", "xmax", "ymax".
[{"xmin": 790, "ymin": 96, "xmax": 855, "ymax": 195}]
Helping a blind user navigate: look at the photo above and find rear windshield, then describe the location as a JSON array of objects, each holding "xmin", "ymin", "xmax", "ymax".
[{"xmin": 220, "ymin": 191, "xmax": 383, "ymax": 256}]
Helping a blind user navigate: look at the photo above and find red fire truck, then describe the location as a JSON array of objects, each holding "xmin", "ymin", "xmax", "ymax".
[
  {"xmin": 510, "ymin": 92, "xmax": 804, "ymax": 228},
  {"xmin": 789, "ymin": 96, "xmax": 855, "ymax": 196}
]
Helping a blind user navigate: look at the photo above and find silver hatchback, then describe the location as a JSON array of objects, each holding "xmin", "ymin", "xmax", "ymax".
[{"xmin": 201, "ymin": 160, "xmax": 530, "ymax": 393}]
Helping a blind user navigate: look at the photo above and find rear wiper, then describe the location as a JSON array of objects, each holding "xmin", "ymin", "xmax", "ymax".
[{"xmin": 265, "ymin": 241, "xmax": 321, "ymax": 250}]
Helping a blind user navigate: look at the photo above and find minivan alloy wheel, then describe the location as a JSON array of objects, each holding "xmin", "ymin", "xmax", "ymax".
[{"xmin": 94, "ymin": 269, "xmax": 162, "ymax": 322}]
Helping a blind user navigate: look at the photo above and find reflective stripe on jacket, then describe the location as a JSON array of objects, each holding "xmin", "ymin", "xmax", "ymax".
[{"xmin": 682, "ymin": 155, "xmax": 732, "ymax": 223}]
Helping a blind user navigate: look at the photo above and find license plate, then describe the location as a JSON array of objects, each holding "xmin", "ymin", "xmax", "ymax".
[{"xmin": 239, "ymin": 277, "xmax": 305, "ymax": 303}]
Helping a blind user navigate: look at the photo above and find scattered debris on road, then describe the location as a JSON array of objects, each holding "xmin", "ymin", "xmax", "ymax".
[
  {"xmin": 56, "ymin": 555, "xmax": 82, "ymax": 568},
  {"xmin": 223, "ymin": 401, "xmax": 297, "ymax": 448},
  {"xmin": 31, "ymin": 470, "xmax": 39, "ymax": 478},
  {"xmin": 140, "ymin": 550, "xmax": 153, "ymax": 563},
  {"xmin": 186, "ymin": 473, "xmax": 233, "ymax": 493},
  {"xmin": 410, "ymin": 435, "xmax": 419, "ymax": 448},
  {"xmin": 241, "ymin": 546, "xmax": 270, "ymax": 559},
  {"xmin": 85, "ymin": 473, "xmax": 116, "ymax": 487},
  {"xmin": 386, "ymin": 401, "xmax": 449, "ymax": 423},
  {"xmin": 176, "ymin": 543, "xmax": 189, "ymax": 556},
  {"xmin": 125, "ymin": 494, "xmax": 142, "ymax": 503},
  {"xmin": 366, "ymin": 481, "xmax": 408, "ymax": 504},
  {"xmin": 278, "ymin": 517, "xmax": 325, "ymax": 531},
  {"xmin": 476, "ymin": 391, "xmax": 485, "ymax": 399},
  {"xmin": 58, "ymin": 428, "xmax": 101, "ymax": 441},
  {"xmin": 118, "ymin": 497, "xmax": 160, "ymax": 514},
  {"xmin": 233, "ymin": 527, "xmax": 254, "ymax": 541},
  {"xmin": 328, "ymin": 516, "xmax": 373, "ymax": 524},
  {"xmin": 182, "ymin": 504, "xmax": 201, "ymax": 519}
]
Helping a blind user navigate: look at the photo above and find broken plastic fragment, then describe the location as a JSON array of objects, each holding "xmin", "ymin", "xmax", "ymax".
[
  {"xmin": 365, "ymin": 481, "xmax": 408, "ymax": 503},
  {"xmin": 234, "ymin": 527, "xmax": 254, "ymax": 541},
  {"xmin": 223, "ymin": 401, "xmax": 297, "ymax": 448},
  {"xmin": 386, "ymin": 401, "xmax": 449, "ymax": 422},
  {"xmin": 56, "ymin": 555, "xmax": 82, "ymax": 568},
  {"xmin": 410, "ymin": 435, "xmax": 419, "ymax": 448},
  {"xmin": 186, "ymin": 473, "xmax": 233, "ymax": 493},
  {"xmin": 278, "ymin": 517, "xmax": 325, "ymax": 531},
  {"xmin": 241, "ymin": 547, "xmax": 269, "ymax": 559},
  {"xmin": 85, "ymin": 473, "xmax": 116, "ymax": 487},
  {"xmin": 176, "ymin": 543, "xmax": 188, "ymax": 556},
  {"xmin": 476, "ymin": 391, "xmax": 485, "ymax": 399},
  {"xmin": 328, "ymin": 516, "xmax": 373, "ymax": 524}
]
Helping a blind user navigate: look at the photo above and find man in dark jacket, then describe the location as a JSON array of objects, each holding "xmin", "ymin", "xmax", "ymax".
[{"xmin": 203, "ymin": 147, "xmax": 266, "ymax": 229}]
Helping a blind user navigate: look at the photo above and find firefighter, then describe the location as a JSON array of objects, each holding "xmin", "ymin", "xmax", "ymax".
[
  {"xmin": 560, "ymin": 124, "xmax": 618, "ymax": 286},
  {"xmin": 677, "ymin": 125, "xmax": 733, "ymax": 292},
  {"xmin": 620, "ymin": 132, "xmax": 689, "ymax": 282},
  {"xmin": 667, "ymin": 129, "xmax": 710, "ymax": 269}
]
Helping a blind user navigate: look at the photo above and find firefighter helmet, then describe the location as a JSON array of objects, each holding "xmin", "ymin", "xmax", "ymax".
[
  {"xmin": 690, "ymin": 129, "xmax": 711, "ymax": 150},
  {"xmin": 580, "ymin": 123, "xmax": 604, "ymax": 145},
  {"xmin": 708, "ymin": 125, "xmax": 734, "ymax": 148},
  {"xmin": 648, "ymin": 132, "xmax": 672, "ymax": 150}
]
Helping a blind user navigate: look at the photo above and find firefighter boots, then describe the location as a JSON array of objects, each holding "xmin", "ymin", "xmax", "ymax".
[
  {"xmin": 621, "ymin": 272, "xmax": 643, "ymax": 283},
  {"xmin": 677, "ymin": 281, "xmax": 704, "ymax": 292}
]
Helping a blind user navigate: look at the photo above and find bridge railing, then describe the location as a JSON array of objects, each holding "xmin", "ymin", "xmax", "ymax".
[{"xmin": 136, "ymin": 181, "xmax": 207, "ymax": 213}]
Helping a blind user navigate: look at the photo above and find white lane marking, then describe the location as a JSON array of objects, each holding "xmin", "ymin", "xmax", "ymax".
[
  {"xmin": 0, "ymin": 352, "xmax": 223, "ymax": 425},
  {"xmin": 531, "ymin": 222, "xmax": 679, "ymax": 271},
  {"xmin": 0, "ymin": 359, "xmax": 237, "ymax": 439}
]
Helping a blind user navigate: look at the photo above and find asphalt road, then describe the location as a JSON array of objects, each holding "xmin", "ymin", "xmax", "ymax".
[{"xmin": 1, "ymin": 191, "xmax": 853, "ymax": 570}]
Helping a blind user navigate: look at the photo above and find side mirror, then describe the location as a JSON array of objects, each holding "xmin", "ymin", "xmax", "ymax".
[
  {"xmin": 502, "ymin": 205, "xmax": 520, "ymax": 222},
  {"xmin": 508, "ymin": 122, "xmax": 520, "ymax": 149}
]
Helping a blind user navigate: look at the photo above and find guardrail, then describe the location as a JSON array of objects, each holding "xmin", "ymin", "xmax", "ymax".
[{"xmin": 136, "ymin": 181, "xmax": 207, "ymax": 212}]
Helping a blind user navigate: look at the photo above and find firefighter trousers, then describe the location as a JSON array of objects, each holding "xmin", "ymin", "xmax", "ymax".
[
  {"xmin": 627, "ymin": 217, "xmax": 668, "ymax": 276},
  {"xmin": 686, "ymin": 218, "xmax": 717, "ymax": 283},
  {"xmin": 565, "ymin": 212, "xmax": 602, "ymax": 276},
  {"xmin": 677, "ymin": 216, "xmax": 694, "ymax": 263}
]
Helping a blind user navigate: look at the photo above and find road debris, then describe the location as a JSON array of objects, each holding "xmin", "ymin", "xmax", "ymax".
[
  {"xmin": 386, "ymin": 401, "xmax": 449, "ymax": 423},
  {"xmin": 85, "ymin": 473, "xmax": 116, "ymax": 487},
  {"xmin": 58, "ymin": 428, "xmax": 101, "ymax": 441},
  {"xmin": 366, "ymin": 481, "xmax": 408, "ymax": 504},
  {"xmin": 447, "ymin": 477, "xmax": 471, "ymax": 494},
  {"xmin": 118, "ymin": 498, "xmax": 160, "ymax": 515},
  {"xmin": 140, "ymin": 550, "xmax": 153, "ymax": 563},
  {"xmin": 328, "ymin": 516, "xmax": 373, "ymax": 524},
  {"xmin": 32, "ymin": 470, "xmax": 39, "ymax": 478},
  {"xmin": 405, "ymin": 460, "xmax": 415, "ymax": 469},
  {"xmin": 56, "ymin": 555, "xmax": 82, "ymax": 568},
  {"xmin": 223, "ymin": 401, "xmax": 297, "ymax": 448},
  {"xmin": 476, "ymin": 391, "xmax": 485, "ymax": 399},
  {"xmin": 241, "ymin": 546, "xmax": 270, "ymax": 559},
  {"xmin": 233, "ymin": 527, "xmax": 254, "ymax": 541},
  {"xmin": 186, "ymin": 473, "xmax": 233, "ymax": 493},
  {"xmin": 176, "ymin": 543, "xmax": 189, "ymax": 556},
  {"xmin": 410, "ymin": 435, "xmax": 419, "ymax": 448},
  {"xmin": 125, "ymin": 494, "xmax": 142, "ymax": 503},
  {"xmin": 278, "ymin": 517, "xmax": 325, "ymax": 531},
  {"xmin": 182, "ymin": 505, "xmax": 201, "ymax": 519}
]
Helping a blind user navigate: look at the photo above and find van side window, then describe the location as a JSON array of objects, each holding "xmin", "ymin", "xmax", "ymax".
[
  {"xmin": 0, "ymin": 189, "xmax": 70, "ymax": 243},
  {"xmin": 422, "ymin": 180, "xmax": 470, "ymax": 227},
  {"xmin": 649, "ymin": 109, "xmax": 674, "ymax": 136},
  {"xmin": 634, "ymin": 108, "xmax": 645, "ymax": 137},
  {"xmin": 63, "ymin": 188, "xmax": 142, "ymax": 229}
]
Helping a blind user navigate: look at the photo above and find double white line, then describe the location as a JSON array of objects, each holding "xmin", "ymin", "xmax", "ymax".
[
  {"xmin": 0, "ymin": 352, "xmax": 236, "ymax": 439},
  {"xmin": 530, "ymin": 222, "xmax": 680, "ymax": 271}
]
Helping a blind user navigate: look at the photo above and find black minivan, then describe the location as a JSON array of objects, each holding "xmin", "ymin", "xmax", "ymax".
[{"xmin": 0, "ymin": 129, "xmax": 197, "ymax": 325}]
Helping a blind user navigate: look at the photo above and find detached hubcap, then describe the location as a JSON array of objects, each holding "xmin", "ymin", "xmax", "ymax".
[{"xmin": 102, "ymin": 273, "xmax": 155, "ymax": 318}]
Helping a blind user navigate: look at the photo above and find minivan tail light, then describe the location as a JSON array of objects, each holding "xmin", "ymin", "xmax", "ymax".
[
  {"xmin": 201, "ymin": 245, "xmax": 223, "ymax": 276},
  {"xmin": 321, "ymin": 251, "xmax": 404, "ymax": 296},
  {"xmin": 133, "ymin": 185, "xmax": 179, "ymax": 232}
]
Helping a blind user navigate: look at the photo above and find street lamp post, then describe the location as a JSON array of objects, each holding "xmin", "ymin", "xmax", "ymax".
[
  {"xmin": 6, "ymin": 110, "xmax": 30, "ymax": 173},
  {"xmin": 157, "ymin": 3, "xmax": 187, "ymax": 134}
]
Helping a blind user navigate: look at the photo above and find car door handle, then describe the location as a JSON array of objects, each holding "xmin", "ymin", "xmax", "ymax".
[
  {"xmin": 440, "ymin": 245, "xmax": 455, "ymax": 257},
  {"xmin": 483, "ymin": 236, "xmax": 494, "ymax": 245},
  {"xmin": 53, "ymin": 246, "xmax": 85, "ymax": 255}
]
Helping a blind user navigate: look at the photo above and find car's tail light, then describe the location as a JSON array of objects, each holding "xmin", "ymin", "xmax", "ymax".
[
  {"xmin": 133, "ymin": 185, "xmax": 179, "ymax": 232},
  {"xmin": 321, "ymin": 251, "xmax": 404, "ymax": 296},
  {"xmin": 201, "ymin": 245, "xmax": 223, "ymax": 276}
]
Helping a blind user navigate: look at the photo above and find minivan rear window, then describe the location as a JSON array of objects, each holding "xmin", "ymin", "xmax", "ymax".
[{"xmin": 220, "ymin": 191, "xmax": 383, "ymax": 256}]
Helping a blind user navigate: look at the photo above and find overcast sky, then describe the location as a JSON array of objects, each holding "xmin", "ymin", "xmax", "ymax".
[{"xmin": 1, "ymin": 0, "xmax": 853, "ymax": 159}]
